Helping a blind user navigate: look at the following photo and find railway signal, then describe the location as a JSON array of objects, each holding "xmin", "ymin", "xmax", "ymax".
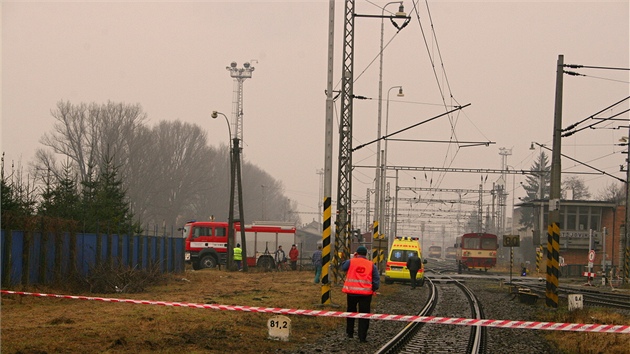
[
  {"xmin": 503, "ymin": 235, "xmax": 520, "ymax": 284},
  {"xmin": 502, "ymin": 235, "xmax": 520, "ymax": 247}
]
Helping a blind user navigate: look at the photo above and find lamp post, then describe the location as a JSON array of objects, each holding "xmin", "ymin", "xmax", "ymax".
[
  {"xmin": 372, "ymin": 1, "xmax": 408, "ymax": 245},
  {"xmin": 529, "ymin": 142, "xmax": 546, "ymax": 247},
  {"xmin": 223, "ymin": 61, "xmax": 254, "ymax": 272},
  {"xmin": 381, "ymin": 85, "xmax": 404, "ymax": 245},
  {"xmin": 212, "ymin": 111, "xmax": 235, "ymax": 270}
]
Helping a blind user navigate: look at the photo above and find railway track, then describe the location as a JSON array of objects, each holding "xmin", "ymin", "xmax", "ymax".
[
  {"xmin": 514, "ymin": 281, "xmax": 630, "ymax": 310},
  {"xmin": 375, "ymin": 277, "xmax": 487, "ymax": 354}
]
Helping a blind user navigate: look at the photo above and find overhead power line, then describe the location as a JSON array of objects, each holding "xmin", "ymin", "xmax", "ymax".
[
  {"xmin": 564, "ymin": 64, "xmax": 630, "ymax": 71},
  {"xmin": 561, "ymin": 96, "xmax": 630, "ymax": 135}
]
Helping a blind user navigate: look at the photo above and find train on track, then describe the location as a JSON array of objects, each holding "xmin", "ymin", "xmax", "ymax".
[
  {"xmin": 445, "ymin": 246, "xmax": 457, "ymax": 260},
  {"xmin": 427, "ymin": 245, "xmax": 442, "ymax": 259},
  {"xmin": 455, "ymin": 232, "xmax": 498, "ymax": 272}
]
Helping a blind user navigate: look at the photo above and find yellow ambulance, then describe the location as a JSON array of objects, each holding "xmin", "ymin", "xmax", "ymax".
[{"xmin": 384, "ymin": 236, "xmax": 427, "ymax": 285}]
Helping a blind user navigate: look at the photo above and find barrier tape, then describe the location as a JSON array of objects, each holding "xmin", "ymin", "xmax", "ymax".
[{"xmin": 2, "ymin": 290, "xmax": 629, "ymax": 334}]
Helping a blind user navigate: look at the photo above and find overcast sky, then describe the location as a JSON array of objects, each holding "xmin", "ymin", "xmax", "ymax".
[{"xmin": 2, "ymin": 1, "xmax": 629, "ymax": 233}]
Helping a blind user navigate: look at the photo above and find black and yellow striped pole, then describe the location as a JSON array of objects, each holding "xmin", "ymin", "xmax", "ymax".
[
  {"xmin": 536, "ymin": 247, "xmax": 543, "ymax": 274},
  {"xmin": 321, "ymin": 0, "xmax": 334, "ymax": 305},
  {"xmin": 372, "ymin": 221, "xmax": 379, "ymax": 264},
  {"xmin": 372, "ymin": 221, "xmax": 386, "ymax": 274},
  {"xmin": 545, "ymin": 54, "xmax": 564, "ymax": 309},
  {"xmin": 321, "ymin": 197, "xmax": 332, "ymax": 305},
  {"xmin": 545, "ymin": 223, "xmax": 560, "ymax": 307}
]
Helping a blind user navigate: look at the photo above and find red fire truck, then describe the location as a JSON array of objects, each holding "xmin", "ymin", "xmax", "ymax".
[{"xmin": 182, "ymin": 220, "xmax": 297, "ymax": 270}]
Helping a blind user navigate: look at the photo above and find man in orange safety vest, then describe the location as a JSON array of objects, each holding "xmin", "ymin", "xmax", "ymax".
[{"xmin": 341, "ymin": 245, "xmax": 380, "ymax": 343}]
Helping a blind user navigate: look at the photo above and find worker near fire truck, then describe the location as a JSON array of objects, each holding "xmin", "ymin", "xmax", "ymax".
[
  {"xmin": 341, "ymin": 245, "xmax": 380, "ymax": 343},
  {"xmin": 289, "ymin": 244, "xmax": 299, "ymax": 270},
  {"xmin": 233, "ymin": 243, "xmax": 243, "ymax": 271},
  {"xmin": 275, "ymin": 245, "xmax": 286, "ymax": 269}
]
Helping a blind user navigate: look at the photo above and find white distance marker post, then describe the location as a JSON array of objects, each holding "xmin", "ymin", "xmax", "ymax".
[{"xmin": 267, "ymin": 315, "xmax": 291, "ymax": 341}]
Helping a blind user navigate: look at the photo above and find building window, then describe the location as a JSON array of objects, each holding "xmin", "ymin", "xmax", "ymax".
[
  {"xmin": 590, "ymin": 208, "xmax": 601, "ymax": 231},
  {"xmin": 578, "ymin": 207, "xmax": 589, "ymax": 231},
  {"xmin": 565, "ymin": 206, "xmax": 577, "ymax": 230}
]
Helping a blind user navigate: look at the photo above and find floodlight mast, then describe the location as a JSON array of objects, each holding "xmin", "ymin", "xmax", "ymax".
[
  {"xmin": 226, "ymin": 61, "xmax": 255, "ymax": 142},
  {"xmin": 222, "ymin": 61, "xmax": 255, "ymax": 272}
]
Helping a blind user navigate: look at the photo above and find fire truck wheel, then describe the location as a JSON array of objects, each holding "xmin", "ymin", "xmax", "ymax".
[
  {"xmin": 199, "ymin": 255, "xmax": 217, "ymax": 269},
  {"xmin": 257, "ymin": 256, "xmax": 274, "ymax": 271},
  {"xmin": 192, "ymin": 260, "xmax": 201, "ymax": 270}
]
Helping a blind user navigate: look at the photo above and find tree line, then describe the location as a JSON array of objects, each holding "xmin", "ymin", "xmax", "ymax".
[{"xmin": 2, "ymin": 100, "xmax": 301, "ymax": 234}]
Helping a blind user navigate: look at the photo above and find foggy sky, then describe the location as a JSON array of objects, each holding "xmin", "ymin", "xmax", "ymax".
[{"xmin": 2, "ymin": 0, "xmax": 629, "ymax": 231}]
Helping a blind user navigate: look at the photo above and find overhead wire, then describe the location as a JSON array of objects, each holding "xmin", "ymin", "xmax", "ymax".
[
  {"xmin": 561, "ymin": 96, "xmax": 630, "ymax": 136},
  {"xmin": 408, "ymin": 0, "xmax": 472, "ymax": 212}
]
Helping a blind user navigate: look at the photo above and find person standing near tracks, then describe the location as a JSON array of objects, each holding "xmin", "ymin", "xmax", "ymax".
[
  {"xmin": 289, "ymin": 244, "xmax": 299, "ymax": 270},
  {"xmin": 275, "ymin": 245, "xmax": 287, "ymax": 270},
  {"xmin": 312, "ymin": 245, "xmax": 322, "ymax": 283},
  {"xmin": 406, "ymin": 251, "xmax": 421, "ymax": 289},
  {"xmin": 341, "ymin": 245, "xmax": 380, "ymax": 343},
  {"xmin": 233, "ymin": 243, "xmax": 243, "ymax": 271}
]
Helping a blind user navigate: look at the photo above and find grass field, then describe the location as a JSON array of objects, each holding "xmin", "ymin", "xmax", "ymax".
[
  {"xmin": 1, "ymin": 269, "xmax": 396, "ymax": 353},
  {"xmin": 2, "ymin": 267, "xmax": 629, "ymax": 353}
]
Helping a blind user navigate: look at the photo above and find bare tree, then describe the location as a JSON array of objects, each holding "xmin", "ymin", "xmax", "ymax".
[
  {"xmin": 561, "ymin": 176, "xmax": 591, "ymax": 200},
  {"xmin": 144, "ymin": 120, "xmax": 214, "ymax": 227},
  {"xmin": 32, "ymin": 100, "xmax": 301, "ymax": 231},
  {"xmin": 596, "ymin": 181, "xmax": 625, "ymax": 204},
  {"xmin": 39, "ymin": 101, "xmax": 147, "ymax": 184}
]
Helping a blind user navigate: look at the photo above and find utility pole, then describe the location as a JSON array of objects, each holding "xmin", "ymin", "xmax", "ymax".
[
  {"xmin": 546, "ymin": 54, "xmax": 564, "ymax": 308},
  {"xmin": 225, "ymin": 61, "xmax": 255, "ymax": 272},
  {"xmin": 499, "ymin": 147, "xmax": 512, "ymax": 235},
  {"xmin": 332, "ymin": 0, "xmax": 356, "ymax": 285},
  {"xmin": 321, "ymin": 0, "xmax": 335, "ymax": 304}
]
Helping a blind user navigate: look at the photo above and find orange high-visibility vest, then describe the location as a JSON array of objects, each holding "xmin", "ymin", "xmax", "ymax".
[{"xmin": 342, "ymin": 257, "xmax": 374, "ymax": 295}]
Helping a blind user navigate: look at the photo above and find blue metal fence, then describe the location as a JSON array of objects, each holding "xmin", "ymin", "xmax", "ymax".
[{"xmin": 1, "ymin": 230, "xmax": 184, "ymax": 287}]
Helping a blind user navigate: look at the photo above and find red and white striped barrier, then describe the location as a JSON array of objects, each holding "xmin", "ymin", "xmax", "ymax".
[
  {"xmin": 583, "ymin": 272, "xmax": 597, "ymax": 278},
  {"xmin": 2, "ymin": 290, "xmax": 629, "ymax": 334}
]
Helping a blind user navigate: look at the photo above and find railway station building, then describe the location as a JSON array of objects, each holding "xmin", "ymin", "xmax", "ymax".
[{"xmin": 518, "ymin": 199, "xmax": 626, "ymax": 278}]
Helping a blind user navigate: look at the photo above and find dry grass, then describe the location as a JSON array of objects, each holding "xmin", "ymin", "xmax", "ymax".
[
  {"xmin": 539, "ymin": 306, "xmax": 630, "ymax": 354},
  {"xmin": 2, "ymin": 267, "xmax": 629, "ymax": 353},
  {"xmin": 1, "ymin": 268, "xmax": 397, "ymax": 353}
]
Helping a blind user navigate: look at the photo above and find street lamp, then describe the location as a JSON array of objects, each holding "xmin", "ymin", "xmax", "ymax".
[
  {"xmin": 529, "ymin": 142, "xmax": 547, "ymax": 247},
  {"xmin": 374, "ymin": 1, "xmax": 408, "ymax": 241},
  {"xmin": 211, "ymin": 110, "xmax": 237, "ymax": 271},
  {"xmin": 212, "ymin": 110, "xmax": 232, "ymax": 142},
  {"xmin": 380, "ymin": 86, "xmax": 404, "ymax": 241}
]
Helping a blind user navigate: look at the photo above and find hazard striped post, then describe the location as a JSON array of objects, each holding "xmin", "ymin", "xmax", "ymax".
[
  {"xmin": 321, "ymin": 0, "xmax": 334, "ymax": 304},
  {"xmin": 321, "ymin": 197, "xmax": 332, "ymax": 305},
  {"xmin": 372, "ymin": 221, "xmax": 385, "ymax": 273},
  {"xmin": 372, "ymin": 221, "xmax": 379, "ymax": 263},
  {"xmin": 546, "ymin": 223, "xmax": 561, "ymax": 307},
  {"xmin": 546, "ymin": 54, "xmax": 564, "ymax": 309},
  {"xmin": 536, "ymin": 247, "xmax": 542, "ymax": 274}
]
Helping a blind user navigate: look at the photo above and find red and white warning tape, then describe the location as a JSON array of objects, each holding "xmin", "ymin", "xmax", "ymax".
[{"xmin": 2, "ymin": 290, "xmax": 628, "ymax": 334}]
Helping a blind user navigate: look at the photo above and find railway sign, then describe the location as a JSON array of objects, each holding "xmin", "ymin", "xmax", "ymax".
[
  {"xmin": 588, "ymin": 250, "xmax": 595, "ymax": 262},
  {"xmin": 503, "ymin": 235, "xmax": 520, "ymax": 247}
]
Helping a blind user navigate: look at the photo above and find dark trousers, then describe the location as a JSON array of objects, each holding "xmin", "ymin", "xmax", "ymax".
[
  {"xmin": 409, "ymin": 270, "xmax": 419, "ymax": 288},
  {"xmin": 346, "ymin": 294, "xmax": 372, "ymax": 341}
]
